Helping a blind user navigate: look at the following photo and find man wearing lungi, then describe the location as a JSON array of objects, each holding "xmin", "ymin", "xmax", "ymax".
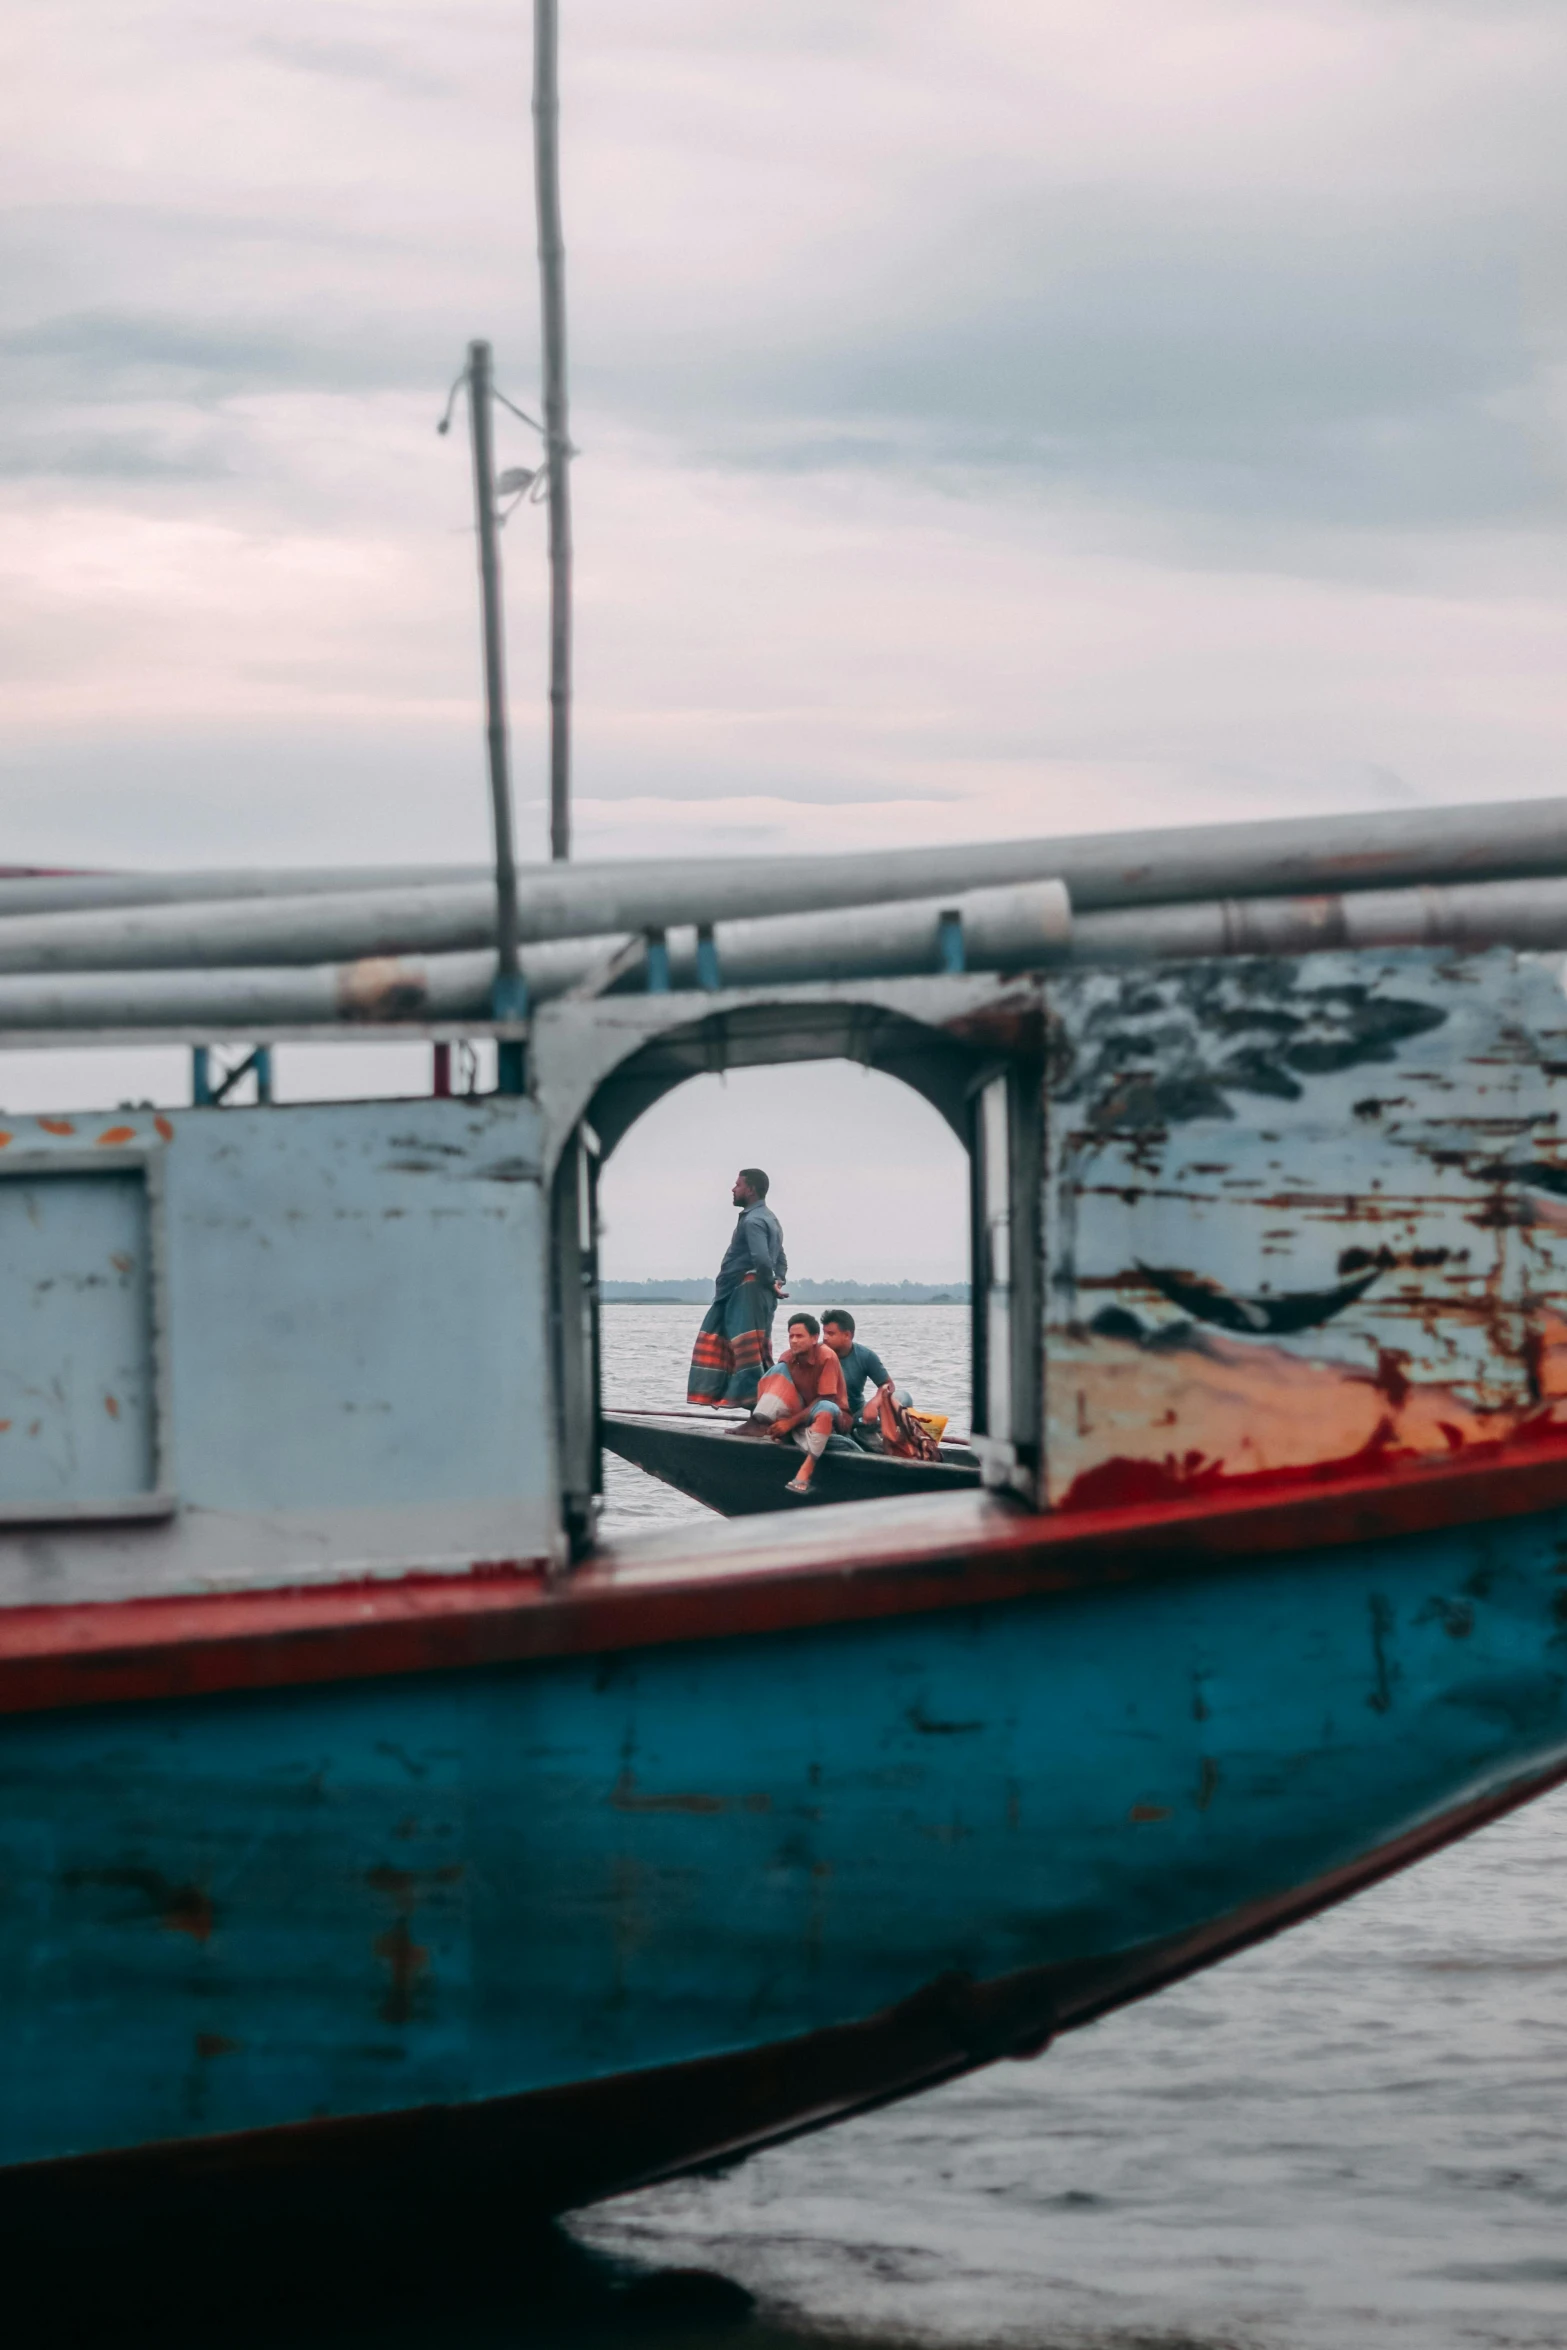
[
  {"xmin": 687, "ymin": 1167, "xmax": 788, "ymax": 1408},
  {"xmin": 748, "ymin": 1312, "xmax": 849, "ymax": 1496}
]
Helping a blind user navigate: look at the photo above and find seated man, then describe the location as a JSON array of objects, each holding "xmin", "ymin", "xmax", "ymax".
[
  {"xmin": 821, "ymin": 1308, "xmax": 907, "ymax": 1429},
  {"xmin": 748, "ymin": 1312, "xmax": 849, "ymax": 1495}
]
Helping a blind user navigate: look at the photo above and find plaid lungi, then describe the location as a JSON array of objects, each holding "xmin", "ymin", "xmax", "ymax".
[{"xmin": 688, "ymin": 1276, "xmax": 775, "ymax": 1407}]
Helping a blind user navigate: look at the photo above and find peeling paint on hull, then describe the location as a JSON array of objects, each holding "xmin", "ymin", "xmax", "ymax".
[
  {"xmin": 1045, "ymin": 949, "xmax": 1567, "ymax": 1505},
  {"xmin": 4, "ymin": 1477, "xmax": 1567, "ymax": 2204}
]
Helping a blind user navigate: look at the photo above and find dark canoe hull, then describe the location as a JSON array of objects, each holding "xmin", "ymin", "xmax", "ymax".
[
  {"xmin": 7, "ymin": 1443, "xmax": 1567, "ymax": 2221},
  {"xmin": 602, "ymin": 1407, "xmax": 981, "ymax": 1515}
]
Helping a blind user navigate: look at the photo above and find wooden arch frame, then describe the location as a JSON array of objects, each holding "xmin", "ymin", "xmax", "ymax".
[{"xmin": 528, "ymin": 974, "xmax": 1048, "ymax": 1552}]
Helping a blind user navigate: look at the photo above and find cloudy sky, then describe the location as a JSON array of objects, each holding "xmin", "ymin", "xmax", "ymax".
[{"xmin": 3, "ymin": 0, "xmax": 1566, "ymax": 1272}]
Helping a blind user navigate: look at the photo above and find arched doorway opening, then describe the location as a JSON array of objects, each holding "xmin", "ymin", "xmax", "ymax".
[
  {"xmin": 530, "ymin": 976, "xmax": 1047, "ymax": 1553},
  {"xmin": 596, "ymin": 1061, "xmax": 970, "ymax": 1533}
]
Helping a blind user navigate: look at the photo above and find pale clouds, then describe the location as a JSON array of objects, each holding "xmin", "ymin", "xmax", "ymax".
[
  {"xmin": 1, "ymin": 0, "xmax": 1565, "ymax": 875},
  {"xmin": 2, "ymin": 1, "xmax": 1566, "ymax": 1268},
  {"xmin": 596, "ymin": 1061, "xmax": 970, "ymax": 1288}
]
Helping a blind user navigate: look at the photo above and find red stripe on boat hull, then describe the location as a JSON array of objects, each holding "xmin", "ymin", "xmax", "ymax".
[{"xmin": 2, "ymin": 1437, "xmax": 1567, "ymax": 1718}]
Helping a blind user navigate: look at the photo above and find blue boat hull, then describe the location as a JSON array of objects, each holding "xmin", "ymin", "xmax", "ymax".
[{"xmin": 3, "ymin": 1479, "xmax": 1566, "ymax": 2208}]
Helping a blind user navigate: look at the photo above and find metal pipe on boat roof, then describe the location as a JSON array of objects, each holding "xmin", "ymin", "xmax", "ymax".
[
  {"xmin": 17, "ymin": 868, "xmax": 1567, "ymax": 1036},
  {"xmin": 0, "ymin": 865, "xmax": 495, "ymax": 919},
  {"xmin": 0, "ymin": 866, "xmax": 1078, "ymax": 975},
  {"xmin": 0, "ymin": 883, "xmax": 1071, "ymax": 1032},
  {"xmin": 0, "ymin": 848, "xmax": 1082, "ymax": 974},
  {"xmin": 0, "ymin": 952, "xmax": 495, "ymax": 1031},
  {"xmin": 0, "ymin": 883, "xmax": 503, "ymax": 975},
  {"xmin": 1068, "ymin": 873, "xmax": 1567, "ymax": 963},
  {"xmin": 661, "ymin": 879, "xmax": 1072, "ymax": 988},
  {"xmin": 4, "ymin": 797, "xmax": 1567, "ymax": 928},
  {"xmin": 0, "ymin": 938, "xmax": 592, "ymax": 1031}
]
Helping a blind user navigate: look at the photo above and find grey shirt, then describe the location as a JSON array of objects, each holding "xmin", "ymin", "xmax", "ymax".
[
  {"xmin": 835, "ymin": 1340, "xmax": 891, "ymax": 1415},
  {"xmin": 715, "ymin": 1200, "xmax": 787, "ymax": 1300}
]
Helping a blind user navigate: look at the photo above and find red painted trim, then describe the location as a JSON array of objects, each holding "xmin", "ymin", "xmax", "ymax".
[{"xmin": 5, "ymin": 1434, "xmax": 1567, "ymax": 1719}]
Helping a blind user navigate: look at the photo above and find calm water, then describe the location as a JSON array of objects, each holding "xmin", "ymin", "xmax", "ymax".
[
  {"xmin": 577, "ymin": 1304, "xmax": 1567, "ymax": 2350},
  {"xmin": 597, "ymin": 1301, "xmax": 972, "ymax": 1540}
]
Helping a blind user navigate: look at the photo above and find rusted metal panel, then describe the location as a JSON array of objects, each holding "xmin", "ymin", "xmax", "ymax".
[{"xmin": 1043, "ymin": 946, "xmax": 1567, "ymax": 1507}]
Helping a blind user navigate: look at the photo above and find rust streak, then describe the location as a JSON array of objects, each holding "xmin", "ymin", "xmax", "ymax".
[
  {"xmin": 907, "ymin": 1701, "xmax": 984, "ymax": 1736},
  {"xmin": 373, "ymin": 1921, "xmax": 430, "ymax": 2025},
  {"xmin": 365, "ymin": 1862, "xmax": 462, "ymax": 1904},
  {"xmin": 1128, "ymin": 1803, "xmax": 1172, "ymax": 1823},
  {"xmin": 336, "ymin": 958, "xmax": 430, "ymax": 1023},
  {"xmin": 67, "ymin": 1866, "xmax": 215, "ymax": 1942},
  {"xmin": 97, "ymin": 1125, "xmax": 136, "ymax": 1147},
  {"xmin": 37, "ymin": 1119, "xmax": 75, "ymax": 1136},
  {"xmin": 611, "ymin": 1769, "xmax": 727, "ymax": 1814}
]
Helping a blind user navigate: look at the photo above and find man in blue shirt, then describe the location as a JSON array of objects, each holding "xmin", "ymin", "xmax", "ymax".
[
  {"xmin": 821, "ymin": 1308, "xmax": 902, "ymax": 1424},
  {"xmin": 715, "ymin": 1169, "xmax": 787, "ymax": 1303},
  {"xmin": 688, "ymin": 1168, "xmax": 788, "ymax": 1408}
]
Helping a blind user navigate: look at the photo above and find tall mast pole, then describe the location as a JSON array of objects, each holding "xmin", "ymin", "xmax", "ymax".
[
  {"xmin": 533, "ymin": 0, "xmax": 573, "ymax": 863},
  {"xmin": 465, "ymin": 339, "xmax": 525, "ymax": 1058}
]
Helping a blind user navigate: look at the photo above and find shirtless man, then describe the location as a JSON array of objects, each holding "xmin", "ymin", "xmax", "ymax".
[{"xmin": 747, "ymin": 1312, "xmax": 848, "ymax": 1495}]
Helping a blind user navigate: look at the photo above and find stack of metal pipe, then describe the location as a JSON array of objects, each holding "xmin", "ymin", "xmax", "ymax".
[{"xmin": 2, "ymin": 796, "xmax": 1566, "ymax": 1035}]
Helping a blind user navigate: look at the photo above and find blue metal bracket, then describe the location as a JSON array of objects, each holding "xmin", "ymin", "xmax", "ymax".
[
  {"xmin": 491, "ymin": 971, "xmax": 530, "ymax": 1021},
  {"xmin": 491, "ymin": 970, "xmax": 529, "ymax": 1096},
  {"xmin": 192, "ymin": 1045, "xmax": 273, "ymax": 1107},
  {"xmin": 695, "ymin": 925, "xmax": 722, "ymax": 992},
  {"xmin": 937, "ymin": 910, "xmax": 966, "ymax": 975},
  {"xmin": 644, "ymin": 932, "xmax": 671, "ymax": 993}
]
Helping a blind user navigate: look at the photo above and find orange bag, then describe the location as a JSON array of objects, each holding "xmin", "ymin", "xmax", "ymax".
[{"xmin": 875, "ymin": 1383, "xmax": 942, "ymax": 1462}]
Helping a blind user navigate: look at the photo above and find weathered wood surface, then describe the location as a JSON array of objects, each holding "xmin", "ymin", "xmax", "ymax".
[{"xmin": 1044, "ymin": 948, "xmax": 1567, "ymax": 1505}]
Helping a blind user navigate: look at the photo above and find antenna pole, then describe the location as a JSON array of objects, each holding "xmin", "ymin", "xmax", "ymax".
[
  {"xmin": 465, "ymin": 339, "xmax": 525, "ymax": 1046},
  {"xmin": 533, "ymin": 0, "xmax": 572, "ymax": 863}
]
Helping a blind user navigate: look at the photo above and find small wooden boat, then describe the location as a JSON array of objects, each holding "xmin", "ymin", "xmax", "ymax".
[{"xmin": 602, "ymin": 1406, "xmax": 981, "ymax": 1515}]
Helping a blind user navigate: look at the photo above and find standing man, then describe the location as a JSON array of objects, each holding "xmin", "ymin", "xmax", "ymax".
[{"xmin": 687, "ymin": 1167, "xmax": 788, "ymax": 1409}]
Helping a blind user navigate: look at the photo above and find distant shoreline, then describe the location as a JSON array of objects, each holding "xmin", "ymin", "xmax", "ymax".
[{"xmin": 601, "ymin": 1279, "xmax": 969, "ymax": 1305}]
